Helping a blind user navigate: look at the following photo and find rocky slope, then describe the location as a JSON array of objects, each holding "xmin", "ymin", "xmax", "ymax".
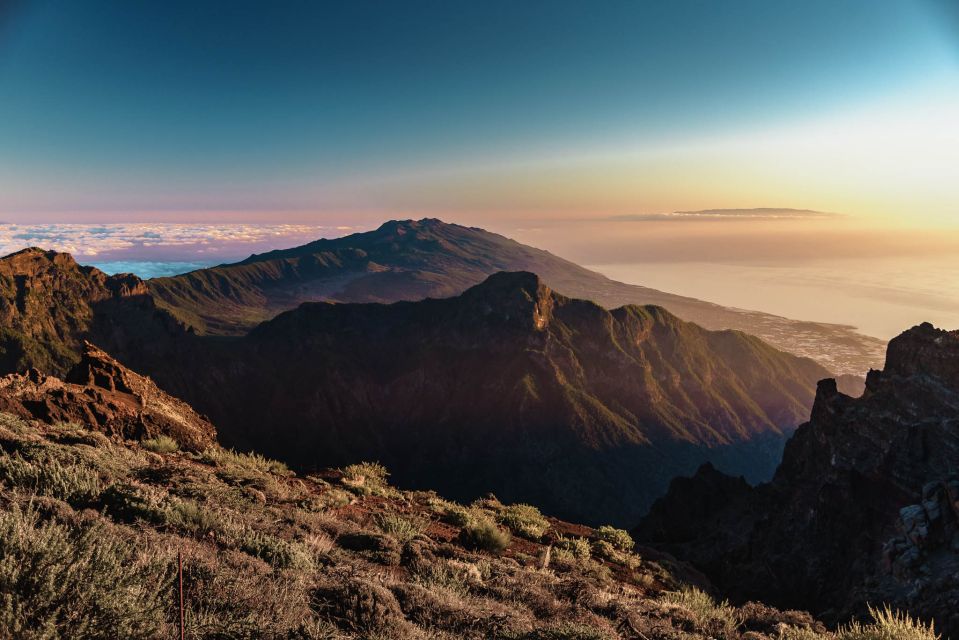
[
  {"xmin": 0, "ymin": 341, "xmax": 216, "ymax": 450},
  {"xmin": 635, "ymin": 322, "xmax": 959, "ymax": 637},
  {"xmin": 148, "ymin": 218, "xmax": 883, "ymax": 375},
  {"xmin": 155, "ymin": 271, "xmax": 831, "ymax": 526}
]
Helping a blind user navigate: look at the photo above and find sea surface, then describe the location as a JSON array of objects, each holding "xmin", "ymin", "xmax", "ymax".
[
  {"xmin": 588, "ymin": 256, "xmax": 959, "ymax": 340},
  {"xmin": 90, "ymin": 260, "xmax": 217, "ymax": 279}
]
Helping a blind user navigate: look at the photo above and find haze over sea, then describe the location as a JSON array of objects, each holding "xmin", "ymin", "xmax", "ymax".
[{"xmin": 589, "ymin": 257, "xmax": 959, "ymax": 341}]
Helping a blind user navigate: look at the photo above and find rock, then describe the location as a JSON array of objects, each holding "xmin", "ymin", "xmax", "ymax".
[
  {"xmin": 635, "ymin": 323, "xmax": 959, "ymax": 638},
  {"xmin": 0, "ymin": 342, "xmax": 216, "ymax": 451}
]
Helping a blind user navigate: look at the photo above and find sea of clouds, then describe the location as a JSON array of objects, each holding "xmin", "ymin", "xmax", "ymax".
[{"xmin": 0, "ymin": 223, "xmax": 359, "ymax": 278}]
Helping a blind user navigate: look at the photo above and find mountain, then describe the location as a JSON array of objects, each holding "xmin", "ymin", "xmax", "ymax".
[
  {"xmin": 0, "ymin": 246, "xmax": 833, "ymax": 525},
  {"xmin": 145, "ymin": 271, "xmax": 832, "ymax": 526},
  {"xmin": 0, "ymin": 247, "xmax": 161, "ymax": 375},
  {"xmin": 635, "ymin": 323, "xmax": 959, "ymax": 637},
  {"xmin": 0, "ymin": 407, "xmax": 845, "ymax": 640},
  {"xmin": 148, "ymin": 218, "xmax": 883, "ymax": 375}
]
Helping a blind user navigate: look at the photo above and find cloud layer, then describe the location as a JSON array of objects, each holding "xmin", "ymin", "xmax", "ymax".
[{"xmin": 0, "ymin": 223, "xmax": 355, "ymax": 261}]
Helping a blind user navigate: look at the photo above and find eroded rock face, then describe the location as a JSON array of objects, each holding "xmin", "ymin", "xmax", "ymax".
[
  {"xmin": 0, "ymin": 342, "xmax": 216, "ymax": 451},
  {"xmin": 0, "ymin": 247, "xmax": 177, "ymax": 376},
  {"xmin": 635, "ymin": 322, "xmax": 959, "ymax": 636}
]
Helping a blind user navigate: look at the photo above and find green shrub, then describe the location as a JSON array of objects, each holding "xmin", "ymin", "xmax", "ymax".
[
  {"xmin": 595, "ymin": 525, "xmax": 634, "ymax": 552},
  {"xmin": 141, "ymin": 435, "xmax": 179, "ymax": 454},
  {"xmin": 341, "ymin": 461, "xmax": 389, "ymax": 495},
  {"xmin": 662, "ymin": 587, "xmax": 742, "ymax": 638},
  {"xmin": 443, "ymin": 504, "xmax": 475, "ymax": 527},
  {"xmin": 837, "ymin": 605, "xmax": 940, "ymax": 640},
  {"xmin": 0, "ymin": 450, "xmax": 101, "ymax": 504},
  {"xmin": 0, "ymin": 504, "xmax": 173, "ymax": 639},
  {"xmin": 499, "ymin": 503, "xmax": 550, "ymax": 540},
  {"xmin": 506, "ymin": 622, "xmax": 613, "ymax": 639},
  {"xmin": 556, "ymin": 536, "xmax": 591, "ymax": 561},
  {"xmin": 778, "ymin": 627, "xmax": 825, "ymax": 640},
  {"xmin": 410, "ymin": 558, "xmax": 478, "ymax": 596},
  {"xmin": 201, "ymin": 447, "xmax": 289, "ymax": 475},
  {"xmin": 459, "ymin": 517, "xmax": 511, "ymax": 553},
  {"xmin": 240, "ymin": 530, "xmax": 314, "ymax": 571},
  {"xmin": 100, "ymin": 482, "xmax": 169, "ymax": 524},
  {"xmin": 591, "ymin": 539, "xmax": 618, "ymax": 561},
  {"xmin": 376, "ymin": 513, "xmax": 426, "ymax": 543},
  {"xmin": 167, "ymin": 499, "xmax": 221, "ymax": 534}
]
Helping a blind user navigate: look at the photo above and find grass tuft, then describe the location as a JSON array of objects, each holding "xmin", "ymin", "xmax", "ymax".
[{"xmin": 141, "ymin": 435, "xmax": 179, "ymax": 454}]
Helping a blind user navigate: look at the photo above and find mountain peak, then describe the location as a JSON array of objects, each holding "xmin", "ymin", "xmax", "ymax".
[
  {"xmin": 883, "ymin": 322, "xmax": 959, "ymax": 389},
  {"xmin": 0, "ymin": 246, "xmax": 82, "ymax": 274},
  {"xmin": 462, "ymin": 271, "xmax": 556, "ymax": 331}
]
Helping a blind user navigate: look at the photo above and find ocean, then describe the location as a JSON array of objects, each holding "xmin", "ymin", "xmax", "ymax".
[{"xmin": 588, "ymin": 256, "xmax": 959, "ymax": 340}]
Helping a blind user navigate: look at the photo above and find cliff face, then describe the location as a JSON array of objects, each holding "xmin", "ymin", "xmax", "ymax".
[
  {"xmin": 0, "ymin": 247, "xmax": 181, "ymax": 377},
  {"xmin": 635, "ymin": 322, "xmax": 959, "ymax": 636},
  {"xmin": 0, "ymin": 341, "xmax": 216, "ymax": 450}
]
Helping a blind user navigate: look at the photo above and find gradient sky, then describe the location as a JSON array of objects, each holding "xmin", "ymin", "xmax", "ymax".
[{"xmin": 0, "ymin": 0, "xmax": 957, "ymax": 226}]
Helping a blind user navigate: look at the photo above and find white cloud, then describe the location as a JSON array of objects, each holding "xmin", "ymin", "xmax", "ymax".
[{"xmin": 0, "ymin": 223, "xmax": 351, "ymax": 259}]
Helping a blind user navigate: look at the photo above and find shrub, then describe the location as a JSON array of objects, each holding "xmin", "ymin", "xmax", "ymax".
[
  {"xmin": 459, "ymin": 517, "xmax": 511, "ymax": 553},
  {"xmin": 376, "ymin": 513, "xmax": 426, "ymax": 543},
  {"xmin": 341, "ymin": 461, "xmax": 389, "ymax": 494},
  {"xmin": 506, "ymin": 623, "xmax": 613, "ymax": 639},
  {"xmin": 837, "ymin": 605, "xmax": 940, "ymax": 640},
  {"xmin": 429, "ymin": 498, "xmax": 475, "ymax": 527},
  {"xmin": 556, "ymin": 536, "xmax": 591, "ymax": 561},
  {"xmin": 591, "ymin": 539, "xmax": 618, "ymax": 561},
  {"xmin": 0, "ymin": 504, "xmax": 173, "ymax": 639},
  {"xmin": 0, "ymin": 450, "xmax": 101, "ymax": 505},
  {"xmin": 443, "ymin": 504, "xmax": 475, "ymax": 527},
  {"xmin": 662, "ymin": 587, "xmax": 742, "ymax": 638},
  {"xmin": 240, "ymin": 530, "xmax": 315, "ymax": 571},
  {"xmin": 595, "ymin": 525, "xmax": 634, "ymax": 552},
  {"xmin": 201, "ymin": 447, "xmax": 289, "ymax": 475},
  {"xmin": 141, "ymin": 435, "xmax": 179, "ymax": 454},
  {"xmin": 778, "ymin": 627, "xmax": 825, "ymax": 640},
  {"xmin": 499, "ymin": 503, "xmax": 550, "ymax": 540},
  {"xmin": 410, "ymin": 558, "xmax": 479, "ymax": 596},
  {"xmin": 100, "ymin": 482, "xmax": 170, "ymax": 524},
  {"xmin": 167, "ymin": 499, "xmax": 221, "ymax": 534}
]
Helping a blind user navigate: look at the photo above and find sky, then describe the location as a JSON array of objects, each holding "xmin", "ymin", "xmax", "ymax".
[{"xmin": 0, "ymin": 0, "xmax": 957, "ymax": 229}]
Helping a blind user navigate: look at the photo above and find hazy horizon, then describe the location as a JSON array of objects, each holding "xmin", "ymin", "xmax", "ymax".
[{"xmin": 1, "ymin": 1, "xmax": 956, "ymax": 339}]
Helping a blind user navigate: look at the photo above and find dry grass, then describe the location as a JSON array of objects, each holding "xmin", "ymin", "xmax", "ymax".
[{"xmin": 1, "ymin": 412, "xmax": 923, "ymax": 640}]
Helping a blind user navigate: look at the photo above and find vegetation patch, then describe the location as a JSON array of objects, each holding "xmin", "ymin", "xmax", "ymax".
[
  {"xmin": 141, "ymin": 435, "xmax": 179, "ymax": 454},
  {"xmin": 0, "ymin": 504, "xmax": 173, "ymax": 639},
  {"xmin": 499, "ymin": 503, "xmax": 550, "ymax": 540},
  {"xmin": 459, "ymin": 516, "xmax": 511, "ymax": 553}
]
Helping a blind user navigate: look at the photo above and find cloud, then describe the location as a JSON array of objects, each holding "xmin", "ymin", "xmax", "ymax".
[
  {"xmin": 0, "ymin": 223, "xmax": 355, "ymax": 261},
  {"xmin": 605, "ymin": 208, "xmax": 841, "ymax": 222}
]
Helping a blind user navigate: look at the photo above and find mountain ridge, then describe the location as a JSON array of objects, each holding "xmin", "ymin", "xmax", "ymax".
[
  {"xmin": 148, "ymin": 218, "xmax": 883, "ymax": 375},
  {"xmin": 154, "ymin": 270, "xmax": 832, "ymax": 525}
]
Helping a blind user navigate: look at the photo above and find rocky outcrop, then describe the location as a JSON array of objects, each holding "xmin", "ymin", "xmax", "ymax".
[
  {"xmin": 0, "ymin": 342, "xmax": 216, "ymax": 450},
  {"xmin": 0, "ymin": 247, "xmax": 183, "ymax": 377},
  {"xmin": 635, "ymin": 322, "xmax": 959, "ymax": 637}
]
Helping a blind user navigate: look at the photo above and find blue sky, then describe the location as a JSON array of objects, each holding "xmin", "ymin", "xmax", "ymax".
[{"xmin": 0, "ymin": 0, "xmax": 956, "ymax": 225}]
